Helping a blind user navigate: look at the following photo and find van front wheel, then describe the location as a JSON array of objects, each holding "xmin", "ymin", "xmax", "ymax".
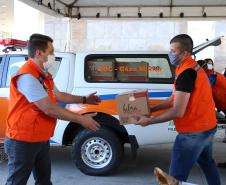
[{"xmin": 71, "ymin": 128, "xmax": 123, "ymax": 175}]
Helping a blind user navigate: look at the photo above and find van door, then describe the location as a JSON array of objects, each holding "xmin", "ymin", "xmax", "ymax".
[
  {"xmin": 0, "ymin": 55, "xmax": 27, "ymax": 142},
  {"xmin": 81, "ymin": 53, "xmax": 176, "ymax": 145},
  {"xmin": 0, "ymin": 55, "xmax": 7, "ymax": 142},
  {"xmin": 53, "ymin": 52, "xmax": 76, "ymax": 93}
]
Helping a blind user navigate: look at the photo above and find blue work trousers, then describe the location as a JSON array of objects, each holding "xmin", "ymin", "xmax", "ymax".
[{"xmin": 169, "ymin": 127, "xmax": 221, "ymax": 185}]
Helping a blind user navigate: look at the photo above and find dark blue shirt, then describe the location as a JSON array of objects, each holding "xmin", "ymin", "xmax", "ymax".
[{"xmin": 208, "ymin": 74, "xmax": 217, "ymax": 86}]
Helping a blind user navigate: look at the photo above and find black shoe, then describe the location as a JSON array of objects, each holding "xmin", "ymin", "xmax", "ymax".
[{"xmin": 218, "ymin": 162, "xmax": 226, "ymax": 168}]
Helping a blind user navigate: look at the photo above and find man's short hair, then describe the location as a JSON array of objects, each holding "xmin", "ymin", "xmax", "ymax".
[
  {"xmin": 170, "ymin": 34, "xmax": 193, "ymax": 54},
  {"xmin": 197, "ymin": 60, "xmax": 208, "ymax": 70},
  {"xmin": 28, "ymin": 33, "xmax": 53, "ymax": 58}
]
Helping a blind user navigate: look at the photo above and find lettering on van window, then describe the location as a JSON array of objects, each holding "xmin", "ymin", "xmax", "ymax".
[
  {"xmin": 86, "ymin": 57, "xmax": 173, "ymax": 82},
  {"xmin": 89, "ymin": 65, "xmax": 162, "ymax": 72},
  {"xmin": 96, "ymin": 66, "xmax": 113, "ymax": 72},
  {"xmin": 88, "ymin": 62, "xmax": 113, "ymax": 71},
  {"xmin": 87, "ymin": 61, "xmax": 115, "ymax": 81}
]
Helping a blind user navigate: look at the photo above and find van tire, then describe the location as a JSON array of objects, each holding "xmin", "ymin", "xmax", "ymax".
[{"xmin": 71, "ymin": 128, "xmax": 123, "ymax": 176}]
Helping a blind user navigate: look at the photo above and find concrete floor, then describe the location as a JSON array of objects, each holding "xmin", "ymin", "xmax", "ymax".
[{"xmin": 0, "ymin": 142, "xmax": 225, "ymax": 185}]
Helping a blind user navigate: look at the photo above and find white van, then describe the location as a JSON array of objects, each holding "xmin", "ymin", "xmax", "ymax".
[{"xmin": 0, "ymin": 37, "xmax": 225, "ymax": 175}]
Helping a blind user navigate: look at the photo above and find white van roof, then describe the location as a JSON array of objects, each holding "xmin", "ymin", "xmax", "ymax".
[{"xmin": 0, "ymin": 36, "xmax": 223, "ymax": 56}]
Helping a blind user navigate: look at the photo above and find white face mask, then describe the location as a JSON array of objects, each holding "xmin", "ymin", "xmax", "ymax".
[
  {"xmin": 207, "ymin": 64, "xmax": 213, "ymax": 70},
  {"xmin": 43, "ymin": 55, "xmax": 55, "ymax": 70}
]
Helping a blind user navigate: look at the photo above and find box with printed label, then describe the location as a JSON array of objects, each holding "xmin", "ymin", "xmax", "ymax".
[
  {"xmin": 116, "ymin": 62, "xmax": 148, "ymax": 82},
  {"xmin": 115, "ymin": 89, "xmax": 150, "ymax": 124},
  {"xmin": 87, "ymin": 59, "xmax": 116, "ymax": 81}
]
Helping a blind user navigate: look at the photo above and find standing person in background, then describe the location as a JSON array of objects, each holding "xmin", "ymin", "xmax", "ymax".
[
  {"xmin": 134, "ymin": 34, "xmax": 221, "ymax": 185},
  {"xmin": 4, "ymin": 33, "xmax": 101, "ymax": 185},
  {"xmin": 197, "ymin": 58, "xmax": 226, "ymax": 116},
  {"xmin": 198, "ymin": 58, "xmax": 226, "ymax": 168},
  {"xmin": 223, "ymin": 68, "xmax": 226, "ymax": 77}
]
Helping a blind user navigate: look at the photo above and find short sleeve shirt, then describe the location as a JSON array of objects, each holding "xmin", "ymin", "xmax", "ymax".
[
  {"xmin": 17, "ymin": 73, "xmax": 59, "ymax": 103},
  {"xmin": 17, "ymin": 74, "xmax": 48, "ymax": 103},
  {"xmin": 175, "ymin": 68, "xmax": 197, "ymax": 93}
]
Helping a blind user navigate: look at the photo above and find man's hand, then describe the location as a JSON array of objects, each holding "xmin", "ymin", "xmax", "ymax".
[
  {"xmin": 132, "ymin": 114, "xmax": 156, "ymax": 127},
  {"xmin": 150, "ymin": 104, "xmax": 156, "ymax": 112},
  {"xmin": 79, "ymin": 113, "xmax": 101, "ymax": 131},
  {"xmin": 34, "ymin": 97, "xmax": 100, "ymax": 131},
  {"xmin": 86, "ymin": 92, "xmax": 101, "ymax": 105}
]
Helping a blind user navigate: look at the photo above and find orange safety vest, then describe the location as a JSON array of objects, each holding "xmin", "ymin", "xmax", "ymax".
[
  {"xmin": 212, "ymin": 72, "xmax": 226, "ymax": 110},
  {"xmin": 206, "ymin": 69, "xmax": 215, "ymax": 75},
  {"xmin": 172, "ymin": 57, "xmax": 216, "ymax": 133},
  {"xmin": 6, "ymin": 59, "xmax": 57, "ymax": 142}
]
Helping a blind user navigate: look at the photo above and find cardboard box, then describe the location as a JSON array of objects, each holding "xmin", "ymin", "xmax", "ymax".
[
  {"xmin": 115, "ymin": 89, "xmax": 150, "ymax": 124},
  {"xmin": 87, "ymin": 59, "xmax": 116, "ymax": 81},
  {"xmin": 116, "ymin": 62, "xmax": 148, "ymax": 82}
]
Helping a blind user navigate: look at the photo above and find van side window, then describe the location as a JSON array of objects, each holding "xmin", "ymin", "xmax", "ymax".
[
  {"xmin": 6, "ymin": 56, "xmax": 26, "ymax": 87},
  {"xmin": 85, "ymin": 55, "xmax": 174, "ymax": 84}
]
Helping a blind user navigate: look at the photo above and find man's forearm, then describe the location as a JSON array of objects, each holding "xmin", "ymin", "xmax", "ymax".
[
  {"xmin": 56, "ymin": 92, "xmax": 84, "ymax": 104},
  {"xmin": 45, "ymin": 102, "xmax": 85, "ymax": 124},
  {"xmin": 151, "ymin": 97, "xmax": 172, "ymax": 112},
  {"xmin": 151, "ymin": 107, "xmax": 179, "ymax": 124}
]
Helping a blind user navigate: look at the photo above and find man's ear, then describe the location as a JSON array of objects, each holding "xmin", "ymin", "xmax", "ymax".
[
  {"xmin": 183, "ymin": 50, "xmax": 190, "ymax": 57},
  {"xmin": 35, "ymin": 49, "xmax": 41, "ymax": 58},
  {"xmin": 182, "ymin": 51, "xmax": 190, "ymax": 60}
]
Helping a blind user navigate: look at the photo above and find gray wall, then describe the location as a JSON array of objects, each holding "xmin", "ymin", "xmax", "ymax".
[{"xmin": 44, "ymin": 16, "xmax": 226, "ymax": 72}]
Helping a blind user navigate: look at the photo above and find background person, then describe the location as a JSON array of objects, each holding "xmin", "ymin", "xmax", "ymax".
[
  {"xmin": 134, "ymin": 34, "xmax": 221, "ymax": 185},
  {"xmin": 223, "ymin": 68, "xmax": 226, "ymax": 77},
  {"xmin": 197, "ymin": 58, "xmax": 226, "ymax": 168},
  {"xmin": 4, "ymin": 33, "xmax": 101, "ymax": 185},
  {"xmin": 197, "ymin": 59, "xmax": 226, "ymax": 116}
]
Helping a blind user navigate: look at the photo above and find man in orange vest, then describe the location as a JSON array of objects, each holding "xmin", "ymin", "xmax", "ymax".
[
  {"xmin": 223, "ymin": 68, "xmax": 226, "ymax": 77},
  {"xmin": 4, "ymin": 33, "xmax": 101, "ymax": 185},
  {"xmin": 197, "ymin": 58, "xmax": 226, "ymax": 116},
  {"xmin": 197, "ymin": 58, "xmax": 226, "ymax": 168},
  {"xmin": 134, "ymin": 34, "xmax": 221, "ymax": 185}
]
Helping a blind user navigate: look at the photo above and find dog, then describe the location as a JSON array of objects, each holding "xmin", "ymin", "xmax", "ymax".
[
  {"xmin": 154, "ymin": 167, "xmax": 197, "ymax": 185},
  {"xmin": 154, "ymin": 167, "xmax": 179, "ymax": 185}
]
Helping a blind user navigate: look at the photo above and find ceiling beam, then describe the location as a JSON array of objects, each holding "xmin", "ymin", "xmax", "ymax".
[
  {"xmin": 69, "ymin": 0, "xmax": 79, "ymax": 7},
  {"xmin": 18, "ymin": 0, "xmax": 226, "ymax": 19},
  {"xmin": 71, "ymin": 5, "xmax": 226, "ymax": 8},
  {"xmin": 55, "ymin": 0, "xmax": 69, "ymax": 6}
]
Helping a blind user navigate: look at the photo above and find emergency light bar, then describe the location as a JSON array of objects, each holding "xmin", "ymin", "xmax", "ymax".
[{"xmin": 0, "ymin": 38, "xmax": 27, "ymax": 47}]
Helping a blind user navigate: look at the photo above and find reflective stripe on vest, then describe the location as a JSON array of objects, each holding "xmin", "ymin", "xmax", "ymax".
[
  {"xmin": 6, "ymin": 59, "xmax": 57, "ymax": 142},
  {"xmin": 172, "ymin": 56, "xmax": 216, "ymax": 133}
]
